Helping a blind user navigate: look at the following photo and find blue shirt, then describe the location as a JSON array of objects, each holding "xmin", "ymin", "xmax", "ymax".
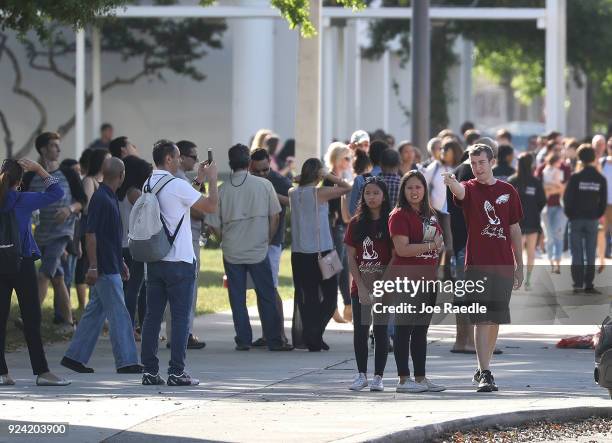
[
  {"xmin": 0, "ymin": 179, "xmax": 63, "ymax": 258},
  {"xmin": 349, "ymin": 166, "xmax": 382, "ymax": 216},
  {"xmin": 86, "ymin": 183, "xmax": 123, "ymax": 275}
]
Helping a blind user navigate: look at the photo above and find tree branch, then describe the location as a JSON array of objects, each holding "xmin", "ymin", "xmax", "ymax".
[
  {"xmin": 0, "ymin": 33, "xmax": 48, "ymax": 158},
  {"xmin": 56, "ymin": 64, "xmax": 151, "ymax": 137}
]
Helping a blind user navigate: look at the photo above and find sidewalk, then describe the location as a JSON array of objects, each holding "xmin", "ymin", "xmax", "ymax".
[{"xmin": 1, "ymin": 295, "xmax": 611, "ymax": 443}]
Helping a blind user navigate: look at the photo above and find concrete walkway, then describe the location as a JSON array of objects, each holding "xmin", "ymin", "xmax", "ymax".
[{"xmin": 1, "ymin": 296, "xmax": 611, "ymax": 442}]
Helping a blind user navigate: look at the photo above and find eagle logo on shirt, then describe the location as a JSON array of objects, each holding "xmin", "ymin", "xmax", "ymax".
[{"xmin": 495, "ymin": 194, "xmax": 510, "ymax": 205}]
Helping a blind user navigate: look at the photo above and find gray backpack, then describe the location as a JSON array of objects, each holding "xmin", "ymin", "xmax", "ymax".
[{"xmin": 128, "ymin": 175, "xmax": 184, "ymax": 262}]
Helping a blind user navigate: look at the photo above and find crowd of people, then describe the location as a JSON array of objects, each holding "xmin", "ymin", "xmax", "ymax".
[{"xmin": 0, "ymin": 121, "xmax": 609, "ymax": 394}]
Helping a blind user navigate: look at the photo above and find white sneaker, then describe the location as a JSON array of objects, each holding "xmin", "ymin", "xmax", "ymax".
[
  {"xmin": 396, "ymin": 378, "xmax": 427, "ymax": 393},
  {"xmin": 349, "ymin": 373, "xmax": 368, "ymax": 391},
  {"xmin": 415, "ymin": 377, "xmax": 446, "ymax": 392},
  {"xmin": 369, "ymin": 375, "xmax": 384, "ymax": 392}
]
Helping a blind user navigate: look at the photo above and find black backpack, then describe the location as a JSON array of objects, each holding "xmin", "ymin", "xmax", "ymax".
[{"xmin": 0, "ymin": 204, "xmax": 22, "ymax": 275}]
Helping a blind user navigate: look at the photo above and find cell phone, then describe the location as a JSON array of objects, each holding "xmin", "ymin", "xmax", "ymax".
[{"xmin": 207, "ymin": 148, "xmax": 213, "ymax": 165}]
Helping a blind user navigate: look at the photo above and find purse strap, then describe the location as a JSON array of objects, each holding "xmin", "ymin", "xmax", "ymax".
[{"xmin": 313, "ymin": 186, "xmax": 323, "ymax": 259}]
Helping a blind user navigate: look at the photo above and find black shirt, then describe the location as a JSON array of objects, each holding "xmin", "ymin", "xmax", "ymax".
[
  {"xmin": 563, "ymin": 166, "xmax": 608, "ymax": 220},
  {"xmin": 323, "ymin": 176, "xmax": 345, "ymax": 228},
  {"xmin": 508, "ymin": 174, "xmax": 546, "ymax": 232},
  {"xmin": 86, "ymin": 183, "xmax": 123, "ymax": 275},
  {"xmin": 492, "ymin": 163, "xmax": 516, "ymax": 182},
  {"xmin": 267, "ymin": 170, "xmax": 292, "ymax": 246}
]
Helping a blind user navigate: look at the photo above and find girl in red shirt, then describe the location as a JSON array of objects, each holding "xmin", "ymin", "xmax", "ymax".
[
  {"xmin": 344, "ymin": 177, "xmax": 393, "ymax": 392},
  {"xmin": 388, "ymin": 170, "xmax": 445, "ymax": 393}
]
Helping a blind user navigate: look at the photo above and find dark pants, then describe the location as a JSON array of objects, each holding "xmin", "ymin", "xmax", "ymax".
[
  {"xmin": 141, "ymin": 260, "xmax": 196, "ymax": 376},
  {"xmin": 223, "ymin": 256, "xmax": 284, "ymax": 349},
  {"xmin": 291, "ymin": 252, "xmax": 338, "ymax": 351},
  {"xmin": 0, "ymin": 258, "xmax": 50, "ymax": 375},
  {"xmin": 331, "ymin": 224, "xmax": 351, "ymax": 306},
  {"xmin": 569, "ymin": 218, "xmax": 599, "ymax": 289},
  {"xmin": 352, "ymin": 297, "xmax": 388, "ymax": 376},
  {"xmin": 393, "ymin": 290, "xmax": 435, "ymax": 377},
  {"xmin": 122, "ymin": 248, "xmax": 147, "ymax": 328}
]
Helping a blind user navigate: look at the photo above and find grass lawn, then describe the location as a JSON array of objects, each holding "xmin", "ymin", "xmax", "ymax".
[{"xmin": 6, "ymin": 248, "xmax": 295, "ymax": 351}]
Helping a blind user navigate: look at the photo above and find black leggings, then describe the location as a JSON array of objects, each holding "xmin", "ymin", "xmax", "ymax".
[
  {"xmin": 291, "ymin": 252, "xmax": 338, "ymax": 351},
  {"xmin": 352, "ymin": 297, "xmax": 388, "ymax": 376},
  {"xmin": 393, "ymin": 290, "xmax": 436, "ymax": 378},
  {"xmin": 0, "ymin": 258, "xmax": 50, "ymax": 375},
  {"xmin": 393, "ymin": 324, "xmax": 429, "ymax": 377}
]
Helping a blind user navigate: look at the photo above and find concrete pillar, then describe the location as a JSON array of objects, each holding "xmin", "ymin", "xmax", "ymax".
[
  {"xmin": 231, "ymin": 2, "xmax": 275, "ymax": 146},
  {"xmin": 382, "ymin": 50, "xmax": 390, "ymax": 132},
  {"xmin": 545, "ymin": 0, "xmax": 566, "ymax": 134},
  {"xmin": 411, "ymin": 0, "xmax": 430, "ymax": 151},
  {"xmin": 457, "ymin": 37, "xmax": 473, "ymax": 128},
  {"xmin": 295, "ymin": 0, "xmax": 322, "ymax": 165},
  {"xmin": 322, "ymin": 18, "xmax": 335, "ymax": 150},
  {"xmin": 75, "ymin": 28, "xmax": 86, "ymax": 159},
  {"xmin": 335, "ymin": 24, "xmax": 348, "ymax": 140},
  {"xmin": 92, "ymin": 27, "xmax": 102, "ymax": 140}
]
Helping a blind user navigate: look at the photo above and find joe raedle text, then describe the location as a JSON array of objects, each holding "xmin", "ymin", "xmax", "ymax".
[{"xmin": 373, "ymin": 302, "xmax": 487, "ymax": 314}]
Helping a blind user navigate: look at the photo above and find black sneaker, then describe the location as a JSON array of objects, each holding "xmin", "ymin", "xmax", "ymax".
[
  {"xmin": 142, "ymin": 372, "xmax": 165, "ymax": 385},
  {"xmin": 321, "ymin": 341, "xmax": 330, "ymax": 351},
  {"xmin": 167, "ymin": 373, "xmax": 199, "ymax": 386},
  {"xmin": 61, "ymin": 356, "xmax": 94, "ymax": 373},
  {"xmin": 252, "ymin": 337, "xmax": 267, "ymax": 347},
  {"xmin": 477, "ymin": 370, "xmax": 498, "ymax": 392},
  {"xmin": 472, "ymin": 368, "xmax": 481, "ymax": 385},
  {"xmin": 117, "ymin": 364, "xmax": 144, "ymax": 374},
  {"xmin": 584, "ymin": 287, "xmax": 602, "ymax": 295},
  {"xmin": 187, "ymin": 334, "xmax": 206, "ymax": 350},
  {"xmin": 235, "ymin": 344, "xmax": 250, "ymax": 351}
]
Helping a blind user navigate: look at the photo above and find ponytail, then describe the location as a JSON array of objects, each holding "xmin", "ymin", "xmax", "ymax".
[{"xmin": 0, "ymin": 159, "xmax": 24, "ymax": 207}]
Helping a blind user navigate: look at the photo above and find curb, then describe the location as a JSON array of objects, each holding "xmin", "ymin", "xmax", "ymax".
[{"xmin": 334, "ymin": 406, "xmax": 612, "ymax": 443}]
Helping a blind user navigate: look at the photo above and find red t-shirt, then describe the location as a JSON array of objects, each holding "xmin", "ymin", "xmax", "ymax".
[
  {"xmin": 454, "ymin": 179, "xmax": 523, "ymax": 273},
  {"xmin": 344, "ymin": 219, "xmax": 392, "ymax": 296},
  {"xmin": 388, "ymin": 207, "xmax": 442, "ymax": 267}
]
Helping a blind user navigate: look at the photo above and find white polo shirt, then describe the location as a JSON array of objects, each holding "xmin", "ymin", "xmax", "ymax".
[{"xmin": 147, "ymin": 170, "xmax": 201, "ymax": 263}]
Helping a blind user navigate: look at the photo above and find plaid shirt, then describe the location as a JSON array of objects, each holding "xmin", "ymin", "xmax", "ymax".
[{"xmin": 379, "ymin": 172, "xmax": 401, "ymax": 208}]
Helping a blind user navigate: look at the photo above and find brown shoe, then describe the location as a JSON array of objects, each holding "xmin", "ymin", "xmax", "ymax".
[
  {"xmin": 333, "ymin": 308, "xmax": 347, "ymax": 323},
  {"xmin": 343, "ymin": 305, "xmax": 353, "ymax": 323}
]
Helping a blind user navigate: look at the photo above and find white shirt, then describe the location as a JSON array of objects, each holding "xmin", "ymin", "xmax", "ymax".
[
  {"xmin": 423, "ymin": 160, "xmax": 451, "ymax": 213},
  {"xmin": 148, "ymin": 170, "xmax": 201, "ymax": 263}
]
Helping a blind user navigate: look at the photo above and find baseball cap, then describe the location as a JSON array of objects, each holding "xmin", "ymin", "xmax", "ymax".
[{"xmin": 350, "ymin": 130, "xmax": 370, "ymax": 145}]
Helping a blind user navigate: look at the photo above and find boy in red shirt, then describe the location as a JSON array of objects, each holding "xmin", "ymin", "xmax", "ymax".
[{"xmin": 444, "ymin": 144, "xmax": 524, "ymax": 392}]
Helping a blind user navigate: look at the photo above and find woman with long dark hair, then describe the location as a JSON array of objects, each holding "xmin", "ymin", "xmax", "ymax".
[
  {"xmin": 345, "ymin": 176, "xmax": 393, "ymax": 391},
  {"xmin": 0, "ymin": 158, "xmax": 70, "ymax": 386},
  {"xmin": 117, "ymin": 156, "xmax": 153, "ymax": 334},
  {"xmin": 508, "ymin": 153, "xmax": 546, "ymax": 290},
  {"xmin": 290, "ymin": 158, "xmax": 351, "ymax": 351},
  {"xmin": 389, "ymin": 170, "xmax": 445, "ymax": 393}
]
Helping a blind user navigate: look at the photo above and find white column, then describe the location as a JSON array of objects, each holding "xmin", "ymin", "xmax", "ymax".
[
  {"xmin": 545, "ymin": 0, "xmax": 566, "ymax": 134},
  {"xmin": 231, "ymin": 6, "xmax": 275, "ymax": 145},
  {"xmin": 295, "ymin": 0, "xmax": 322, "ymax": 165},
  {"xmin": 75, "ymin": 29, "xmax": 86, "ymax": 159},
  {"xmin": 335, "ymin": 24, "xmax": 348, "ymax": 139},
  {"xmin": 92, "ymin": 27, "xmax": 102, "ymax": 139},
  {"xmin": 322, "ymin": 18, "xmax": 334, "ymax": 151},
  {"xmin": 353, "ymin": 19, "xmax": 364, "ymax": 131},
  {"xmin": 458, "ymin": 37, "xmax": 473, "ymax": 126},
  {"xmin": 382, "ymin": 50, "xmax": 390, "ymax": 132}
]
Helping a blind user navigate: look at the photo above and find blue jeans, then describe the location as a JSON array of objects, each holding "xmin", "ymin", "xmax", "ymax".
[
  {"xmin": 141, "ymin": 260, "xmax": 196, "ymax": 376},
  {"xmin": 64, "ymin": 274, "xmax": 138, "ymax": 369},
  {"xmin": 543, "ymin": 206, "xmax": 567, "ymax": 261},
  {"xmin": 568, "ymin": 219, "xmax": 599, "ymax": 289},
  {"xmin": 54, "ymin": 254, "xmax": 77, "ymax": 322},
  {"xmin": 223, "ymin": 256, "xmax": 283, "ymax": 349}
]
